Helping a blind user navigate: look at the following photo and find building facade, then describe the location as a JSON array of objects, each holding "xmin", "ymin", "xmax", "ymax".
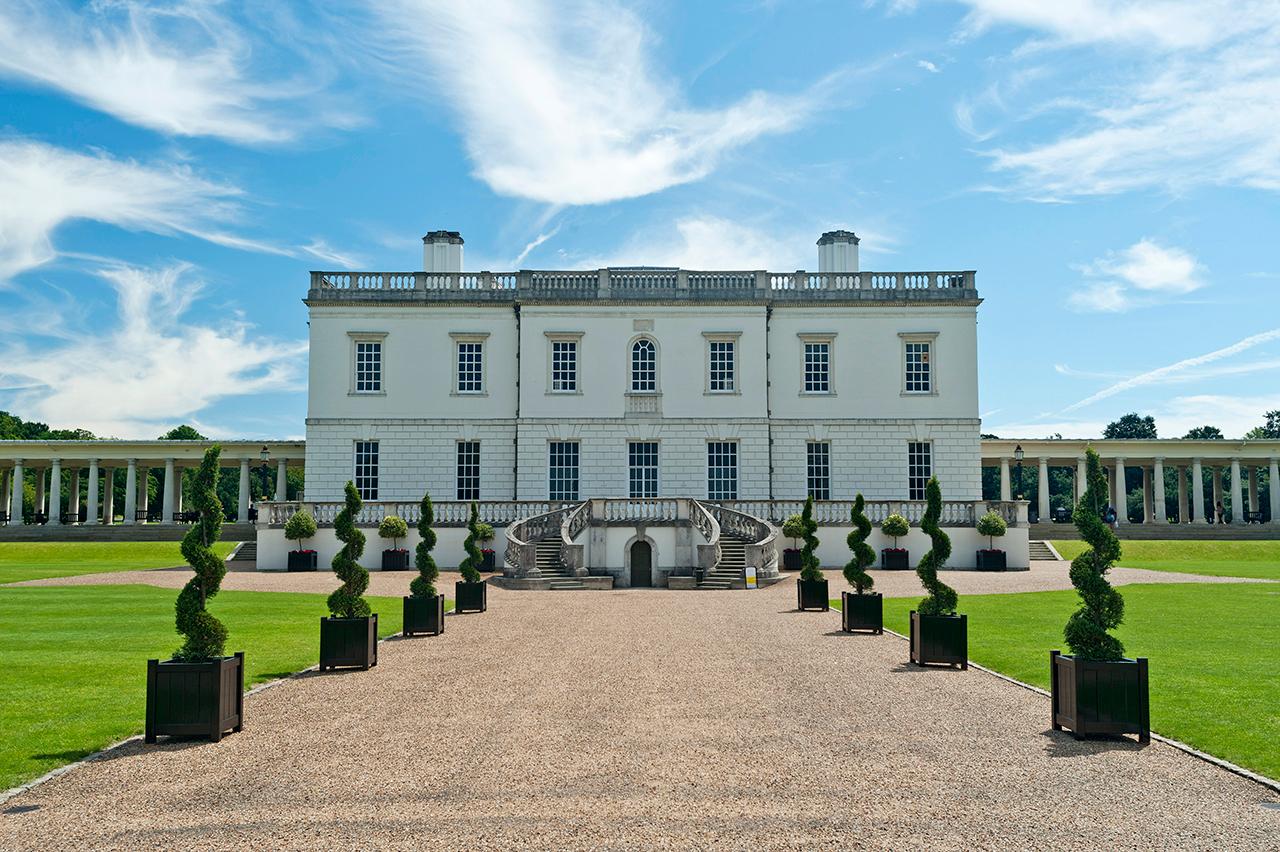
[{"xmin": 303, "ymin": 230, "xmax": 983, "ymax": 504}]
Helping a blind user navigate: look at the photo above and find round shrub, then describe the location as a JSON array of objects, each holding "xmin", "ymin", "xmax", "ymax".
[
  {"xmin": 174, "ymin": 446, "xmax": 227, "ymax": 661},
  {"xmin": 378, "ymin": 515, "xmax": 409, "ymax": 549},
  {"xmin": 976, "ymin": 511, "xmax": 1007, "ymax": 549},
  {"xmin": 284, "ymin": 510, "xmax": 317, "ymax": 550},
  {"xmin": 474, "ymin": 521, "xmax": 495, "ymax": 543},
  {"xmin": 843, "ymin": 493, "xmax": 875, "ymax": 594},
  {"xmin": 881, "ymin": 513, "xmax": 909, "ymax": 546},
  {"xmin": 781, "ymin": 514, "xmax": 805, "ymax": 546}
]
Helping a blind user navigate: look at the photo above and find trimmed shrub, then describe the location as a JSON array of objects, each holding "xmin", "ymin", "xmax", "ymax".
[
  {"xmin": 844, "ymin": 493, "xmax": 875, "ymax": 594},
  {"xmin": 1065, "ymin": 448, "xmax": 1126, "ymax": 661},
  {"xmin": 173, "ymin": 446, "xmax": 227, "ymax": 661},
  {"xmin": 474, "ymin": 521, "xmax": 495, "ymax": 543},
  {"xmin": 284, "ymin": 510, "xmax": 316, "ymax": 552},
  {"xmin": 976, "ymin": 511, "xmax": 1008, "ymax": 550},
  {"xmin": 326, "ymin": 482, "xmax": 370, "ymax": 618},
  {"xmin": 798, "ymin": 496, "xmax": 823, "ymax": 581},
  {"xmin": 378, "ymin": 515, "xmax": 409, "ymax": 550},
  {"xmin": 915, "ymin": 477, "xmax": 957, "ymax": 616},
  {"xmin": 881, "ymin": 513, "xmax": 909, "ymax": 548},
  {"xmin": 781, "ymin": 514, "xmax": 805, "ymax": 549},
  {"xmin": 458, "ymin": 501, "xmax": 483, "ymax": 582},
  {"xmin": 409, "ymin": 492, "xmax": 439, "ymax": 598}
]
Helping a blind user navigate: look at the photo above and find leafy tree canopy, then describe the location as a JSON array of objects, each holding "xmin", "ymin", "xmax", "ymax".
[
  {"xmin": 1256, "ymin": 410, "xmax": 1280, "ymax": 440},
  {"xmin": 1103, "ymin": 413, "xmax": 1157, "ymax": 440},
  {"xmin": 1, "ymin": 410, "xmax": 96, "ymax": 440},
  {"xmin": 159, "ymin": 424, "xmax": 207, "ymax": 440},
  {"xmin": 1183, "ymin": 425, "xmax": 1224, "ymax": 440}
]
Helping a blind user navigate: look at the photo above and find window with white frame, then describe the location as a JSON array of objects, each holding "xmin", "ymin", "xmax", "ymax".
[
  {"xmin": 707, "ymin": 441, "xmax": 738, "ymax": 500},
  {"xmin": 456, "ymin": 341, "xmax": 484, "ymax": 393},
  {"xmin": 354, "ymin": 340, "xmax": 382, "ymax": 393},
  {"xmin": 550, "ymin": 339, "xmax": 578, "ymax": 392},
  {"xmin": 630, "ymin": 339, "xmax": 657, "ymax": 392},
  {"xmin": 803, "ymin": 340, "xmax": 831, "ymax": 393},
  {"xmin": 628, "ymin": 441, "xmax": 659, "ymax": 498},
  {"xmin": 354, "ymin": 441, "xmax": 379, "ymax": 500},
  {"xmin": 908, "ymin": 441, "xmax": 932, "ymax": 500},
  {"xmin": 708, "ymin": 339, "xmax": 736, "ymax": 392},
  {"xmin": 806, "ymin": 442, "xmax": 831, "ymax": 500},
  {"xmin": 456, "ymin": 441, "xmax": 480, "ymax": 501},
  {"xmin": 904, "ymin": 339, "xmax": 932, "ymax": 393},
  {"xmin": 548, "ymin": 442, "xmax": 580, "ymax": 500}
]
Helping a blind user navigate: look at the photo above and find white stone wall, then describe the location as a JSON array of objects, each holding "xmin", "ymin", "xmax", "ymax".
[
  {"xmin": 256, "ymin": 525, "xmax": 508, "ymax": 573},
  {"xmin": 798, "ymin": 524, "xmax": 1029, "ymax": 571}
]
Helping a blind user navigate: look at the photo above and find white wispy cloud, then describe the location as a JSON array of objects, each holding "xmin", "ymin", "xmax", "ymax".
[
  {"xmin": 0, "ymin": 0, "xmax": 347, "ymax": 144},
  {"xmin": 512, "ymin": 226, "xmax": 562, "ymax": 267},
  {"xmin": 917, "ymin": 59, "xmax": 940, "ymax": 73},
  {"xmin": 1067, "ymin": 239, "xmax": 1205, "ymax": 312},
  {"xmin": 358, "ymin": 0, "xmax": 841, "ymax": 205},
  {"xmin": 301, "ymin": 240, "xmax": 366, "ymax": 269},
  {"xmin": 989, "ymin": 394, "xmax": 1280, "ymax": 440},
  {"xmin": 0, "ymin": 262, "xmax": 306, "ymax": 437}
]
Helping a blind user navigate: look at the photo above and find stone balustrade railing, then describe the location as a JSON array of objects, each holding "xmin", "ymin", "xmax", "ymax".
[
  {"xmin": 504, "ymin": 503, "xmax": 580, "ymax": 578},
  {"xmin": 689, "ymin": 499, "xmax": 721, "ymax": 572},
  {"xmin": 259, "ymin": 500, "xmax": 568, "ymax": 528},
  {"xmin": 560, "ymin": 500, "xmax": 592, "ymax": 575},
  {"xmin": 695, "ymin": 500, "xmax": 779, "ymax": 578},
  {"xmin": 717, "ymin": 499, "xmax": 1027, "ymax": 528},
  {"xmin": 309, "ymin": 269, "xmax": 977, "ymax": 302}
]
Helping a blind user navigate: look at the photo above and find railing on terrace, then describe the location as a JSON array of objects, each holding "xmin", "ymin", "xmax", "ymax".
[
  {"xmin": 259, "ymin": 500, "xmax": 570, "ymax": 528},
  {"xmin": 695, "ymin": 500, "xmax": 778, "ymax": 578},
  {"xmin": 504, "ymin": 503, "xmax": 580, "ymax": 578},
  {"xmin": 716, "ymin": 499, "xmax": 1027, "ymax": 527},
  {"xmin": 309, "ymin": 269, "xmax": 977, "ymax": 301},
  {"xmin": 689, "ymin": 499, "xmax": 721, "ymax": 574}
]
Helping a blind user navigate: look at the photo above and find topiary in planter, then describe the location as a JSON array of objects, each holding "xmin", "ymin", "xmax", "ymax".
[
  {"xmin": 327, "ymin": 482, "xmax": 370, "ymax": 619},
  {"xmin": 455, "ymin": 501, "xmax": 487, "ymax": 612},
  {"xmin": 976, "ymin": 510, "xmax": 1008, "ymax": 571},
  {"xmin": 1065, "ymin": 451, "xmax": 1125, "ymax": 660},
  {"xmin": 910, "ymin": 477, "xmax": 966, "ymax": 667},
  {"xmin": 795, "ymin": 496, "xmax": 828, "ymax": 610},
  {"xmin": 285, "ymin": 510, "xmax": 317, "ymax": 552},
  {"xmin": 841, "ymin": 493, "xmax": 882, "ymax": 633},
  {"xmin": 475, "ymin": 521, "xmax": 497, "ymax": 570},
  {"xmin": 175, "ymin": 446, "xmax": 228, "ymax": 661},
  {"xmin": 378, "ymin": 514, "xmax": 410, "ymax": 570},
  {"xmin": 781, "ymin": 513, "xmax": 805, "ymax": 570},
  {"xmin": 880, "ymin": 512, "xmax": 910, "ymax": 569},
  {"xmin": 404, "ymin": 492, "xmax": 444, "ymax": 636}
]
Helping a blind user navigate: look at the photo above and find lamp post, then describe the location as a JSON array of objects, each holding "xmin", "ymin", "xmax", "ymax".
[{"xmin": 1014, "ymin": 444, "xmax": 1025, "ymax": 502}]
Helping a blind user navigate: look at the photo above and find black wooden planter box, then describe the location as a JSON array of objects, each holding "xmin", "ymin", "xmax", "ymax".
[
  {"xmin": 319, "ymin": 615, "xmax": 378, "ymax": 671},
  {"xmin": 455, "ymin": 580, "xmax": 487, "ymax": 613},
  {"xmin": 841, "ymin": 591, "xmax": 883, "ymax": 634},
  {"xmin": 287, "ymin": 550, "xmax": 318, "ymax": 572},
  {"xmin": 782, "ymin": 549, "xmax": 802, "ymax": 571},
  {"xmin": 976, "ymin": 549, "xmax": 1007, "ymax": 571},
  {"xmin": 909, "ymin": 611, "xmax": 968, "ymax": 669},
  {"xmin": 403, "ymin": 594, "xmax": 446, "ymax": 637},
  {"xmin": 481, "ymin": 550, "xmax": 496, "ymax": 572},
  {"xmin": 1051, "ymin": 651, "xmax": 1150, "ymax": 743},
  {"xmin": 881, "ymin": 548, "xmax": 910, "ymax": 570},
  {"xmin": 797, "ymin": 577, "xmax": 829, "ymax": 611},
  {"xmin": 145, "ymin": 652, "xmax": 243, "ymax": 743},
  {"xmin": 381, "ymin": 549, "xmax": 411, "ymax": 571}
]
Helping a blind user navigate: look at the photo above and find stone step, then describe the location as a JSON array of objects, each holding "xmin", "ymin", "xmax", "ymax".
[{"xmin": 1028, "ymin": 541, "xmax": 1057, "ymax": 561}]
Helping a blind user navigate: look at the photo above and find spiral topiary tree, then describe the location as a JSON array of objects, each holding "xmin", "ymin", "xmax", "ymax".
[
  {"xmin": 798, "ymin": 496, "xmax": 823, "ymax": 582},
  {"xmin": 327, "ymin": 481, "xmax": 370, "ymax": 619},
  {"xmin": 1065, "ymin": 448, "xmax": 1125, "ymax": 660},
  {"xmin": 174, "ymin": 446, "xmax": 227, "ymax": 661},
  {"xmin": 458, "ymin": 501, "xmax": 483, "ymax": 583},
  {"xmin": 915, "ymin": 476, "xmax": 957, "ymax": 616},
  {"xmin": 844, "ymin": 493, "xmax": 875, "ymax": 594},
  {"xmin": 409, "ymin": 492, "xmax": 439, "ymax": 598}
]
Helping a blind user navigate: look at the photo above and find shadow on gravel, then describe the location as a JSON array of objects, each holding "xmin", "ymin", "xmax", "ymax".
[
  {"xmin": 1041, "ymin": 729, "xmax": 1149, "ymax": 757},
  {"xmin": 822, "ymin": 630, "xmax": 878, "ymax": 638},
  {"xmin": 887, "ymin": 662, "xmax": 962, "ymax": 674}
]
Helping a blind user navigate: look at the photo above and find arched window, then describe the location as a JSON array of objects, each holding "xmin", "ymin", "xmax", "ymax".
[{"xmin": 631, "ymin": 338, "xmax": 657, "ymax": 392}]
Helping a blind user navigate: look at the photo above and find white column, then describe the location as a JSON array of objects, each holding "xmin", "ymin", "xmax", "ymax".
[
  {"xmin": 1112, "ymin": 458, "xmax": 1126, "ymax": 523},
  {"xmin": 1141, "ymin": 467, "xmax": 1153, "ymax": 522},
  {"xmin": 176, "ymin": 467, "xmax": 183, "ymax": 515},
  {"xmin": 1177, "ymin": 465, "xmax": 1189, "ymax": 523},
  {"xmin": 1248, "ymin": 467, "xmax": 1259, "ymax": 518},
  {"xmin": 124, "ymin": 460, "xmax": 137, "ymax": 525},
  {"xmin": 70, "ymin": 469, "xmax": 81, "ymax": 523},
  {"xmin": 0, "ymin": 470, "xmax": 9, "ymax": 522},
  {"xmin": 276, "ymin": 458, "xmax": 288, "ymax": 501},
  {"xmin": 161, "ymin": 459, "xmax": 176, "ymax": 524},
  {"xmin": 35, "ymin": 468, "xmax": 46, "ymax": 520},
  {"xmin": 138, "ymin": 469, "xmax": 148, "ymax": 522},
  {"xmin": 238, "ymin": 458, "xmax": 251, "ymax": 522},
  {"xmin": 1037, "ymin": 458, "xmax": 1050, "ymax": 522},
  {"xmin": 1153, "ymin": 458, "xmax": 1167, "ymax": 523},
  {"xmin": 103, "ymin": 469, "xmax": 115, "ymax": 525},
  {"xmin": 1075, "ymin": 456, "xmax": 1087, "ymax": 502},
  {"xmin": 1192, "ymin": 458, "xmax": 1205, "ymax": 524},
  {"xmin": 9, "ymin": 460, "xmax": 23, "ymax": 523},
  {"xmin": 999, "ymin": 457, "xmax": 1011, "ymax": 502},
  {"xmin": 1270, "ymin": 458, "xmax": 1280, "ymax": 526},
  {"xmin": 1230, "ymin": 458, "xmax": 1244, "ymax": 525},
  {"xmin": 1212, "ymin": 467, "xmax": 1224, "ymax": 522},
  {"xmin": 86, "ymin": 459, "xmax": 100, "ymax": 525}
]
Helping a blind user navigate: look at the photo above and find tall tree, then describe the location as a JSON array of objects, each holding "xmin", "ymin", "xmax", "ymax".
[
  {"xmin": 1255, "ymin": 410, "xmax": 1280, "ymax": 440},
  {"xmin": 1182, "ymin": 425, "xmax": 1223, "ymax": 440},
  {"xmin": 1103, "ymin": 413, "xmax": 1157, "ymax": 439}
]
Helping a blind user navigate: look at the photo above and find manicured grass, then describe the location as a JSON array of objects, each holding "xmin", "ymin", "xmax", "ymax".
[
  {"xmin": 0, "ymin": 542, "xmax": 239, "ymax": 584},
  {"xmin": 1050, "ymin": 539, "xmax": 1280, "ymax": 580},
  {"xmin": 0, "ymin": 584, "xmax": 447, "ymax": 790},
  {"xmin": 836, "ymin": 583, "xmax": 1280, "ymax": 780}
]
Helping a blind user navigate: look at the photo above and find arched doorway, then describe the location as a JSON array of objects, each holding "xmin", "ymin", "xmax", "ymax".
[{"xmin": 630, "ymin": 540, "xmax": 652, "ymax": 588}]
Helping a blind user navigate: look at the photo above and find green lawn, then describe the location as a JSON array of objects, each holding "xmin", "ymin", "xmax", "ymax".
[
  {"xmin": 0, "ymin": 542, "xmax": 240, "ymax": 584},
  {"xmin": 836, "ymin": 583, "xmax": 1280, "ymax": 780},
  {"xmin": 1050, "ymin": 539, "xmax": 1280, "ymax": 580},
  {"xmin": 0, "ymin": 584, "xmax": 445, "ymax": 790}
]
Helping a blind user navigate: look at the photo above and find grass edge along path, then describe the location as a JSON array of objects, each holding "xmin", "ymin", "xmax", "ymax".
[
  {"xmin": 831, "ymin": 582, "xmax": 1279, "ymax": 781},
  {"xmin": 0, "ymin": 542, "xmax": 239, "ymax": 584},
  {"xmin": 0, "ymin": 584, "xmax": 451, "ymax": 791},
  {"xmin": 1049, "ymin": 539, "xmax": 1280, "ymax": 580}
]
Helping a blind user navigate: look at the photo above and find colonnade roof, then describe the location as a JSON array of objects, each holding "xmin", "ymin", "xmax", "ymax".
[
  {"xmin": 0, "ymin": 440, "xmax": 305, "ymax": 468},
  {"xmin": 980, "ymin": 438, "xmax": 1280, "ymax": 467}
]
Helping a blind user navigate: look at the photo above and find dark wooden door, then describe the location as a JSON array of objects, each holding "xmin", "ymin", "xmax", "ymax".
[{"xmin": 630, "ymin": 541, "xmax": 652, "ymax": 587}]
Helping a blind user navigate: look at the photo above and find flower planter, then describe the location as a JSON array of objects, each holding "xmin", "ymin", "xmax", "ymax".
[
  {"xmin": 881, "ymin": 548, "xmax": 910, "ymax": 570},
  {"xmin": 782, "ymin": 549, "xmax": 802, "ymax": 571},
  {"xmin": 480, "ymin": 549, "xmax": 496, "ymax": 572},
  {"xmin": 287, "ymin": 550, "xmax": 318, "ymax": 572},
  {"xmin": 1050, "ymin": 651, "xmax": 1150, "ymax": 743},
  {"xmin": 319, "ymin": 614, "xmax": 378, "ymax": 671},
  {"xmin": 455, "ymin": 580, "xmax": 487, "ymax": 613},
  {"xmin": 841, "ymin": 592, "xmax": 883, "ymax": 634},
  {"xmin": 796, "ymin": 577, "xmax": 829, "ymax": 611},
  {"xmin": 145, "ymin": 652, "xmax": 244, "ymax": 743},
  {"xmin": 909, "ymin": 611, "xmax": 968, "ymax": 669},
  {"xmin": 403, "ymin": 594, "xmax": 445, "ymax": 637},
  {"xmin": 975, "ymin": 549, "xmax": 1007, "ymax": 571},
  {"xmin": 381, "ymin": 549, "xmax": 411, "ymax": 571}
]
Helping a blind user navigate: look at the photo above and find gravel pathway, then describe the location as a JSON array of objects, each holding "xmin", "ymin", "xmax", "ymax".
[
  {"xmin": 5, "ymin": 566, "xmax": 497, "ymax": 596},
  {"xmin": 2, "ymin": 581, "xmax": 1275, "ymax": 849}
]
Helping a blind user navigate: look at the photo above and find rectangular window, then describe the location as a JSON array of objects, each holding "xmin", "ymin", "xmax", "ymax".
[
  {"xmin": 905, "ymin": 340, "xmax": 932, "ymax": 393},
  {"xmin": 708, "ymin": 340, "xmax": 735, "ymax": 392},
  {"xmin": 354, "ymin": 341, "xmax": 382, "ymax": 393},
  {"xmin": 707, "ymin": 441, "xmax": 738, "ymax": 500},
  {"xmin": 908, "ymin": 441, "xmax": 932, "ymax": 500},
  {"xmin": 354, "ymin": 441, "xmax": 379, "ymax": 500},
  {"xmin": 803, "ymin": 341, "xmax": 830, "ymax": 393},
  {"xmin": 548, "ymin": 441, "xmax": 580, "ymax": 501},
  {"xmin": 806, "ymin": 442, "xmax": 831, "ymax": 500},
  {"xmin": 628, "ymin": 441, "xmax": 659, "ymax": 498},
  {"xmin": 551, "ymin": 340, "xmax": 577, "ymax": 392},
  {"xmin": 456, "ymin": 441, "xmax": 480, "ymax": 501},
  {"xmin": 456, "ymin": 341, "xmax": 483, "ymax": 393}
]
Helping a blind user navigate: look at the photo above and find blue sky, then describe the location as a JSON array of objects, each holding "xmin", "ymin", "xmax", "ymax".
[{"xmin": 0, "ymin": 0, "xmax": 1277, "ymax": 440}]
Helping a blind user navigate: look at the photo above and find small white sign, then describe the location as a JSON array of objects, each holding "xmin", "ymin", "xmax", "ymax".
[{"xmin": 745, "ymin": 565, "xmax": 758, "ymax": 589}]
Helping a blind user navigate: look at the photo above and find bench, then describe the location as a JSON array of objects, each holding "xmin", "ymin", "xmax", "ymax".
[{"xmin": 1244, "ymin": 510, "xmax": 1265, "ymax": 524}]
